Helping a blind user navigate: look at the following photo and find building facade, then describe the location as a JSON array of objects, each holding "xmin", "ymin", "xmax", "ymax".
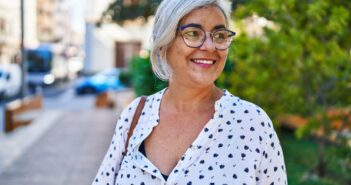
[{"xmin": 0, "ymin": 0, "xmax": 37, "ymax": 65}]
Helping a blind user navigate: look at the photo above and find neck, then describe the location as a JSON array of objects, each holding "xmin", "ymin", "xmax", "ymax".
[{"xmin": 163, "ymin": 83, "xmax": 222, "ymax": 112}]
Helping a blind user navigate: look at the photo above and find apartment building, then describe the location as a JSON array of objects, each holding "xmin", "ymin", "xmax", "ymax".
[{"xmin": 0, "ymin": 0, "xmax": 38, "ymax": 65}]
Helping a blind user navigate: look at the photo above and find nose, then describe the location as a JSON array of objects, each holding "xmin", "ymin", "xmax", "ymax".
[{"xmin": 200, "ymin": 32, "xmax": 216, "ymax": 51}]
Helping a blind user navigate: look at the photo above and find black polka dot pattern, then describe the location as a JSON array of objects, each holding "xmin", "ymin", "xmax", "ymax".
[{"xmin": 92, "ymin": 89, "xmax": 287, "ymax": 184}]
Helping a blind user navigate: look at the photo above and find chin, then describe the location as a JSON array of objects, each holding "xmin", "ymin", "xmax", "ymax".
[{"xmin": 189, "ymin": 75, "xmax": 218, "ymax": 88}]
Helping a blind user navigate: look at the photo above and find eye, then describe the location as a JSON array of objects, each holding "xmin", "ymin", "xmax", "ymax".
[
  {"xmin": 213, "ymin": 30, "xmax": 229, "ymax": 43},
  {"xmin": 181, "ymin": 28, "xmax": 203, "ymax": 41}
]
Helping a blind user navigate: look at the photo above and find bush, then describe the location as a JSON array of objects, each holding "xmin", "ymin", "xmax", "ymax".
[
  {"xmin": 218, "ymin": 0, "xmax": 351, "ymax": 119},
  {"xmin": 281, "ymin": 130, "xmax": 351, "ymax": 185},
  {"xmin": 217, "ymin": 0, "xmax": 351, "ymax": 181},
  {"xmin": 119, "ymin": 69, "xmax": 132, "ymax": 87},
  {"xmin": 130, "ymin": 51, "xmax": 168, "ymax": 96}
]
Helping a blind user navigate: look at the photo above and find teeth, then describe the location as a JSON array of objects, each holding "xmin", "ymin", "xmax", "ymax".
[{"xmin": 193, "ymin": 59, "xmax": 214, "ymax": 64}]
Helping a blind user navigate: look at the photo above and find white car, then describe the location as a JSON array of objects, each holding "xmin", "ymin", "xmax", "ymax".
[
  {"xmin": 0, "ymin": 64, "xmax": 22, "ymax": 100},
  {"xmin": 0, "ymin": 68, "xmax": 8, "ymax": 99}
]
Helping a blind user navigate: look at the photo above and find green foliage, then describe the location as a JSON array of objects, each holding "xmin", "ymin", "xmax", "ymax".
[
  {"xmin": 130, "ymin": 51, "xmax": 167, "ymax": 96},
  {"xmin": 119, "ymin": 69, "xmax": 132, "ymax": 87},
  {"xmin": 219, "ymin": 0, "xmax": 351, "ymax": 118},
  {"xmin": 216, "ymin": 0, "xmax": 351, "ymax": 180},
  {"xmin": 98, "ymin": 0, "xmax": 161, "ymax": 24},
  {"xmin": 281, "ymin": 130, "xmax": 351, "ymax": 185},
  {"xmin": 100, "ymin": 0, "xmax": 240, "ymax": 24}
]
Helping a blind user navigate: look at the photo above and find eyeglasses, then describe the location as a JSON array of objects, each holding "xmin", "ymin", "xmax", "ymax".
[{"xmin": 177, "ymin": 24, "xmax": 236, "ymax": 50}]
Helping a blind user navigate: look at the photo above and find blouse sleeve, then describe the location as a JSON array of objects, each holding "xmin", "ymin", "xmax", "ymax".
[
  {"xmin": 92, "ymin": 97, "xmax": 142, "ymax": 185},
  {"xmin": 257, "ymin": 111, "xmax": 288, "ymax": 185}
]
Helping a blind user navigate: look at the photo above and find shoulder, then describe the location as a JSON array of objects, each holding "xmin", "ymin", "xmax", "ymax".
[
  {"xmin": 119, "ymin": 89, "xmax": 165, "ymax": 119},
  {"xmin": 121, "ymin": 88, "xmax": 165, "ymax": 113},
  {"xmin": 222, "ymin": 90, "xmax": 275, "ymax": 134},
  {"xmin": 138, "ymin": 88, "xmax": 166, "ymax": 111},
  {"xmin": 119, "ymin": 96, "xmax": 143, "ymax": 119},
  {"xmin": 223, "ymin": 90, "xmax": 270, "ymax": 117},
  {"xmin": 114, "ymin": 97, "xmax": 143, "ymax": 135},
  {"xmin": 221, "ymin": 90, "xmax": 283, "ymax": 155}
]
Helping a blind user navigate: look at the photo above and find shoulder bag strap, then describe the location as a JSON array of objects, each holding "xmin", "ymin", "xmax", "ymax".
[{"xmin": 123, "ymin": 96, "xmax": 147, "ymax": 156}]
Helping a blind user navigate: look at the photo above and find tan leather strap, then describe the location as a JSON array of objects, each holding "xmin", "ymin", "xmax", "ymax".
[{"xmin": 123, "ymin": 96, "xmax": 147, "ymax": 156}]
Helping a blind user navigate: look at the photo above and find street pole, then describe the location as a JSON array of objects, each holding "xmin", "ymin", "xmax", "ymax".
[{"xmin": 20, "ymin": 0, "xmax": 27, "ymax": 98}]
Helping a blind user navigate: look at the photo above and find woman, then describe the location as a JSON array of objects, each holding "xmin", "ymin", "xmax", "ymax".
[{"xmin": 93, "ymin": 0, "xmax": 287, "ymax": 184}]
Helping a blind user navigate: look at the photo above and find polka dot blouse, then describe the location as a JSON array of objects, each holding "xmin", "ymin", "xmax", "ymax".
[{"xmin": 93, "ymin": 89, "xmax": 287, "ymax": 185}]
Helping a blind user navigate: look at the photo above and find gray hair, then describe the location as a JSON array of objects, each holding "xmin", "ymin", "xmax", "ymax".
[{"xmin": 151, "ymin": 0, "xmax": 232, "ymax": 81}]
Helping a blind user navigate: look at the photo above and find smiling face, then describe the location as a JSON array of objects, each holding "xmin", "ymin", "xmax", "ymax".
[{"xmin": 166, "ymin": 5, "xmax": 229, "ymax": 88}]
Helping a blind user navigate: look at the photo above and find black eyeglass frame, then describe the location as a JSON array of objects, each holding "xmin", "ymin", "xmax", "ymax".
[{"xmin": 177, "ymin": 24, "xmax": 236, "ymax": 50}]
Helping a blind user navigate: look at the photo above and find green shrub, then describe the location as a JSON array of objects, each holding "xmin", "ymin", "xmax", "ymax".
[
  {"xmin": 219, "ymin": 0, "xmax": 351, "ymax": 119},
  {"xmin": 119, "ymin": 69, "xmax": 132, "ymax": 87},
  {"xmin": 281, "ymin": 130, "xmax": 351, "ymax": 185},
  {"xmin": 130, "ymin": 51, "xmax": 168, "ymax": 96}
]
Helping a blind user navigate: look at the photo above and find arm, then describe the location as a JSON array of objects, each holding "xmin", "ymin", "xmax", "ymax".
[
  {"xmin": 257, "ymin": 113, "xmax": 287, "ymax": 185},
  {"xmin": 92, "ymin": 97, "xmax": 142, "ymax": 185}
]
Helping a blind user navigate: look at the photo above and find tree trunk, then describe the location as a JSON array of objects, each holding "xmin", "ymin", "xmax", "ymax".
[{"xmin": 317, "ymin": 138, "xmax": 326, "ymax": 177}]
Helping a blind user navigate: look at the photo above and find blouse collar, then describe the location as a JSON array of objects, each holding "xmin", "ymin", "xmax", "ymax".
[{"xmin": 129, "ymin": 88, "xmax": 234, "ymax": 151}]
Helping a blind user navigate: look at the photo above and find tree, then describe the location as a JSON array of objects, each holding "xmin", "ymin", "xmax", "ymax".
[
  {"xmin": 216, "ymin": 0, "xmax": 351, "ymax": 182},
  {"xmin": 98, "ymin": 0, "xmax": 161, "ymax": 25},
  {"xmin": 99, "ymin": 0, "xmax": 241, "ymax": 24}
]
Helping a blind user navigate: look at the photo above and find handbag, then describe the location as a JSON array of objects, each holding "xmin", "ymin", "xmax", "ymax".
[{"xmin": 122, "ymin": 96, "xmax": 147, "ymax": 156}]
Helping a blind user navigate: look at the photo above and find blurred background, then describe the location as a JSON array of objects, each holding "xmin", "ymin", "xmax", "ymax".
[{"xmin": 0, "ymin": 0, "xmax": 350, "ymax": 185}]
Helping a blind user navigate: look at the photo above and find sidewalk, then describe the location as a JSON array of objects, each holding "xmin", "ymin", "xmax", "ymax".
[
  {"xmin": 0, "ymin": 110, "xmax": 63, "ymax": 173},
  {"xmin": 0, "ymin": 90, "xmax": 135, "ymax": 185}
]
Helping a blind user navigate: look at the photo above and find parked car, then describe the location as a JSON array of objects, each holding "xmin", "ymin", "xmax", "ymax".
[
  {"xmin": 75, "ymin": 68, "xmax": 125, "ymax": 95},
  {"xmin": 0, "ymin": 64, "xmax": 22, "ymax": 100},
  {"xmin": 0, "ymin": 68, "xmax": 7, "ymax": 99}
]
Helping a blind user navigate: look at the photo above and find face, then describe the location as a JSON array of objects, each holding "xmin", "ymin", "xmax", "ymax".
[{"xmin": 166, "ymin": 6, "xmax": 229, "ymax": 88}]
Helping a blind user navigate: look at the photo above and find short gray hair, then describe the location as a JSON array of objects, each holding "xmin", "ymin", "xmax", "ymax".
[{"xmin": 151, "ymin": 0, "xmax": 232, "ymax": 81}]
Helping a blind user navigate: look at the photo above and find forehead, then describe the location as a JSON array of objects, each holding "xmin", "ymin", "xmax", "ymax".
[{"xmin": 179, "ymin": 6, "xmax": 227, "ymax": 28}]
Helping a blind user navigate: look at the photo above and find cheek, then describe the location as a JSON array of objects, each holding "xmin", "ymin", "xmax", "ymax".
[
  {"xmin": 218, "ymin": 51, "xmax": 228, "ymax": 67},
  {"xmin": 220, "ymin": 50, "xmax": 228, "ymax": 61},
  {"xmin": 167, "ymin": 40, "xmax": 193, "ymax": 66}
]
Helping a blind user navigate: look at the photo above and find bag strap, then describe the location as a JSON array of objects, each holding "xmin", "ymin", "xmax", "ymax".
[{"xmin": 123, "ymin": 96, "xmax": 147, "ymax": 156}]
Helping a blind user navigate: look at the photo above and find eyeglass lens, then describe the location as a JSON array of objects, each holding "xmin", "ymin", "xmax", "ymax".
[{"xmin": 180, "ymin": 27, "xmax": 234, "ymax": 50}]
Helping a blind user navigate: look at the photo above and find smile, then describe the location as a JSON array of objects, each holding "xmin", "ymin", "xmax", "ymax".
[{"xmin": 191, "ymin": 59, "xmax": 216, "ymax": 65}]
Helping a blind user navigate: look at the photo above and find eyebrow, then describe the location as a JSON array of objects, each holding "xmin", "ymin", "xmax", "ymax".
[
  {"xmin": 178, "ymin": 23, "xmax": 201, "ymax": 30},
  {"xmin": 213, "ymin": 24, "xmax": 226, "ymax": 30},
  {"xmin": 178, "ymin": 23, "xmax": 226, "ymax": 31}
]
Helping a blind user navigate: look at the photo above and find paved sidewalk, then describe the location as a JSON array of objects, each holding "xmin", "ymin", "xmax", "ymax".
[
  {"xmin": 0, "ymin": 110, "xmax": 63, "ymax": 173},
  {"xmin": 0, "ymin": 90, "xmax": 135, "ymax": 185},
  {"xmin": 0, "ymin": 108, "xmax": 121, "ymax": 185}
]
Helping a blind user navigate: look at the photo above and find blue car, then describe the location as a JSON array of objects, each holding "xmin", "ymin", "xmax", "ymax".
[{"xmin": 75, "ymin": 68, "xmax": 125, "ymax": 95}]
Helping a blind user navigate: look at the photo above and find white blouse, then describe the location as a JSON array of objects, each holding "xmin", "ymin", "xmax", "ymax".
[{"xmin": 93, "ymin": 89, "xmax": 287, "ymax": 185}]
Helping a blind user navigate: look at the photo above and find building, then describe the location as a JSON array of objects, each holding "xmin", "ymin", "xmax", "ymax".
[
  {"xmin": 36, "ymin": 0, "xmax": 71, "ymax": 43},
  {"xmin": 33, "ymin": 0, "xmax": 85, "ymax": 81},
  {"xmin": 90, "ymin": 23, "xmax": 141, "ymax": 71},
  {"xmin": 84, "ymin": 0, "xmax": 151, "ymax": 73},
  {"xmin": 0, "ymin": 0, "xmax": 38, "ymax": 65}
]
